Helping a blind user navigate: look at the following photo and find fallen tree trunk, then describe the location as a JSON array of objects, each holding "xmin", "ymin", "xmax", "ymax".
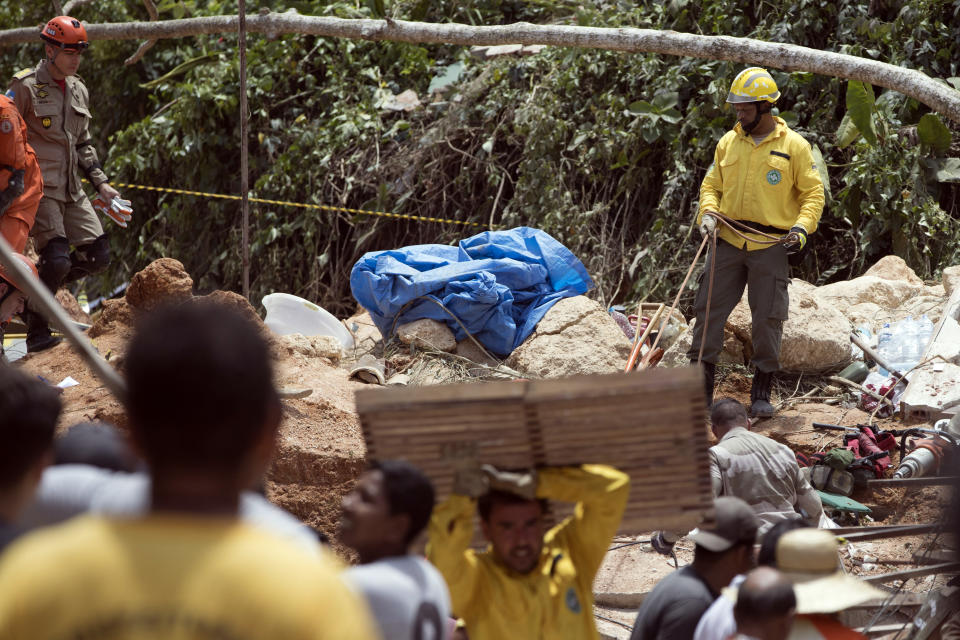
[{"xmin": 2, "ymin": 14, "xmax": 959, "ymax": 123}]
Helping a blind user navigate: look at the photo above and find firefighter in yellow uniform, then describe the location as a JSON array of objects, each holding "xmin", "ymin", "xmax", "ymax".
[
  {"xmin": 7, "ymin": 16, "xmax": 131, "ymax": 352},
  {"xmin": 428, "ymin": 463, "xmax": 629, "ymax": 640},
  {"xmin": 688, "ymin": 67, "xmax": 824, "ymax": 418}
]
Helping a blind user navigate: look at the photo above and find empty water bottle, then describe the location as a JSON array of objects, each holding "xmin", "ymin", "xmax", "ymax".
[{"xmin": 876, "ymin": 322, "xmax": 894, "ymax": 376}]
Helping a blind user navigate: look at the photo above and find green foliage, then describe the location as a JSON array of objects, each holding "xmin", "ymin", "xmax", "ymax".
[{"xmin": 2, "ymin": 0, "xmax": 959, "ymax": 316}]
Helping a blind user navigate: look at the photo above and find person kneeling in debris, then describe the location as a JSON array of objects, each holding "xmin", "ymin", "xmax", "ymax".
[
  {"xmin": 428, "ymin": 462, "xmax": 629, "ymax": 639},
  {"xmin": 339, "ymin": 459, "xmax": 453, "ymax": 640},
  {"xmin": 709, "ymin": 398, "xmax": 823, "ymax": 535}
]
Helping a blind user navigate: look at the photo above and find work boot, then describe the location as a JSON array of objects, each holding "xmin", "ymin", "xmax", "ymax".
[
  {"xmin": 24, "ymin": 310, "xmax": 61, "ymax": 353},
  {"xmin": 750, "ymin": 369, "xmax": 776, "ymax": 418},
  {"xmin": 693, "ymin": 360, "xmax": 717, "ymax": 408}
]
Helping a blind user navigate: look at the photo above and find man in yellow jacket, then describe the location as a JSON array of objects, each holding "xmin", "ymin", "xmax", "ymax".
[
  {"xmin": 428, "ymin": 463, "xmax": 629, "ymax": 640},
  {"xmin": 689, "ymin": 67, "xmax": 824, "ymax": 417}
]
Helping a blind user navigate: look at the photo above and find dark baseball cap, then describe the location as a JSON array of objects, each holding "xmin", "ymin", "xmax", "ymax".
[{"xmin": 689, "ymin": 496, "xmax": 759, "ymax": 552}]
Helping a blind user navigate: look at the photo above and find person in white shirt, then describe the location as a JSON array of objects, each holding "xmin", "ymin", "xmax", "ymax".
[{"xmin": 340, "ymin": 460, "xmax": 452, "ymax": 640}]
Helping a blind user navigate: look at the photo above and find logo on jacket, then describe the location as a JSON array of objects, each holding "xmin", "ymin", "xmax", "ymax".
[
  {"xmin": 0, "ymin": 119, "xmax": 11, "ymax": 134},
  {"xmin": 41, "ymin": 117, "xmax": 52, "ymax": 128},
  {"xmin": 766, "ymin": 169, "xmax": 782, "ymax": 185},
  {"xmin": 565, "ymin": 587, "xmax": 581, "ymax": 614}
]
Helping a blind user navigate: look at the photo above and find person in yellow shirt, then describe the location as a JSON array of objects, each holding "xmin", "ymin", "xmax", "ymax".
[
  {"xmin": 0, "ymin": 302, "xmax": 376, "ymax": 640},
  {"xmin": 688, "ymin": 67, "xmax": 824, "ymax": 417},
  {"xmin": 428, "ymin": 462, "xmax": 629, "ymax": 640}
]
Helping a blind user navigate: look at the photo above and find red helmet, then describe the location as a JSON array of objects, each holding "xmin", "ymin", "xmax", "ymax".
[
  {"xmin": 40, "ymin": 16, "xmax": 89, "ymax": 51},
  {"xmin": 0, "ymin": 253, "xmax": 39, "ymax": 294}
]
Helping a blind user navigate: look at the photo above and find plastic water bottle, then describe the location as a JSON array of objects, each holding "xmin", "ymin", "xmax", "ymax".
[
  {"xmin": 876, "ymin": 322, "xmax": 894, "ymax": 376},
  {"xmin": 916, "ymin": 314, "xmax": 934, "ymax": 358}
]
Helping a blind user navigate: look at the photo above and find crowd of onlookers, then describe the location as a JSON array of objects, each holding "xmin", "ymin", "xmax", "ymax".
[{"xmin": 6, "ymin": 300, "xmax": 950, "ymax": 640}]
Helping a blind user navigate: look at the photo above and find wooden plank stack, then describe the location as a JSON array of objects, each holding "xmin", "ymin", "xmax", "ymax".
[{"xmin": 356, "ymin": 366, "xmax": 712, "ymax": 534}]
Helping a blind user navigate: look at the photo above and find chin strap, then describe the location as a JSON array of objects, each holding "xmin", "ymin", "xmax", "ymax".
[{"xmin": 742, "ymin": 101, "xmax": 771, "ymax": 134}]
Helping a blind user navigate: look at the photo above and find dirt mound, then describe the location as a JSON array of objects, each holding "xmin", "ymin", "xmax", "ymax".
[
  {"xmin": 16, "ymin": 258, "xmax": 366, "ymax": 550},
  {"xmin": 125, "ymin": 257, "xmax": 194, "ymax": 311}
]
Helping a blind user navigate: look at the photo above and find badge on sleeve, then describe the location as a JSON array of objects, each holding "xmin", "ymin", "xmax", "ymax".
[
  {"xmin": 41, "ymin": 117, "xmax": 52, "ymax": 128},
  {"xmin": 0, "ymin": 119, "xmax": 12, "ymax": 134},
  {"xmin": 766, "ymin": 169, "xmax": 782, "ymax": 185},
  {"xmin": 565, "ymin": 587, "xmax": 581, "ymax": 614}
]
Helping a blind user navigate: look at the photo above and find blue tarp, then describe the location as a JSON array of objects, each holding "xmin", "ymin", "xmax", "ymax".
[{"xmin": 350, "ymin": 227, "xmax": 594, "ymax": 356}]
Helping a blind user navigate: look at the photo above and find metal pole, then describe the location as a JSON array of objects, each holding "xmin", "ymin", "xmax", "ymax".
[
  {"xmin": 0, "ymin": 234, "xmax": 126, "ymax": 402},
  {"xmin": 238, "ymin": 0, "xmax": 250, "ymax": 300}
]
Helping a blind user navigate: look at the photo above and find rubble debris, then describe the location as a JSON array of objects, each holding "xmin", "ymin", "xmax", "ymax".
[{"xmin": 280, "ymin": 333, "xmax": 344, "ymax": 362}]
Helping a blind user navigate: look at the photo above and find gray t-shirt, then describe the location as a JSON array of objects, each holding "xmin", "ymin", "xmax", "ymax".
[
  {"xmin": 345, "ymin": 555, "xmax": 451, "ymax": 640},
  {"xmin": 18, "ymin": 465, "xmax": 320, "ymax": 554},
  {"xmin": 630, "ymin": 566, "xmax": 717, "ymax": 640}
]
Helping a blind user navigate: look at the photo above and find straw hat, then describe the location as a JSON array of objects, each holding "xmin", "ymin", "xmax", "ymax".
[{"xmin": 776, "ymin": 528, "xmax": 886, "ymax": 614}]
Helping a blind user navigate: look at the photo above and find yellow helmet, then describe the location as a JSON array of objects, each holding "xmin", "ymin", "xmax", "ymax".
[{"xmin": 727, "ymin": 67, "xmax": 780, "ymax": 104}]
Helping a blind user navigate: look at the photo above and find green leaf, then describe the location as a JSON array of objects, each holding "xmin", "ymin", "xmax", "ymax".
[
  {"xmin": 836, "ymin": 113, "xmax": 860, "ymax": 148},
  {"xmin": 367, "ymin": 0, "xmax": 386, "ymax": 18},
  {"xmin": 916, "ymin": 113, "xmax": 952, "ymax": 152},
  {"xmin": 627, "ymin": 100, "xmax": 654, "ymax": 115},
  {"xmin": 925, "ymin": 157, "xmax": 960, "ymax": 183},
  {"xmin": 428, "ymin": 62, "xmax": 463, "ymax": 94},
  {"xmin": 659, "ymin": 108, "xmax": 682, "ymax": 124},
  {"xmin": 139, "ymin": 53, "xmax": 220, "ymax": 89},
  {"xmin": 810, "ymin": 144, "xmax": 831, "ymax": 202},
  {"xmin": 846, "ymin": 81, "xmax": 877, "ymax": 146},
  {"xmin": 651, "ymin": 91, "xmax": 680, "ymax": 111}
]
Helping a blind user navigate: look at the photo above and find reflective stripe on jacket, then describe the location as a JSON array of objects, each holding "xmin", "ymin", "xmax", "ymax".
[
  {"xmin": 699, "ymin": 117, "xmax": 824, "ymax": 251},
  {"xmin": 427, "ymin": 465, "xmax": 629, "ymax": 640}
]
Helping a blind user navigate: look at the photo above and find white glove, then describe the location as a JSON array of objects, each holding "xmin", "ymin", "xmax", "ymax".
[
  {"xmin": 699, "ymin": 213, "xmax": 717, "ymax": 237},
  {"xmin": 93, "ymin": 196, "xmax": 133, "ymax": 228}
]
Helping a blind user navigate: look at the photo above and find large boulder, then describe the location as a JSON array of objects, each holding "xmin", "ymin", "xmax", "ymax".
[
  {"xmin": 505, "ymin": 296, "xmax": 632, "ymax": 378},
  {"xmin": 727, "ymin": 281, "xmax": 851, "ymax": 373},
  {"xmin": 125, "ymin": 258, "xmax": 194, "ymax": 311},
  {"xmin": 863, "ymin": 255, "xmax": 924, "ymax": 287},
  {"xmin": 815, "ymin": 276, "xmax": 921, "ymax": 311}
]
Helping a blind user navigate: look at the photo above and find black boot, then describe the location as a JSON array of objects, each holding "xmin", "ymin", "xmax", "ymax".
[
  {"xmin": 24, "ymin": 309, "xmax": 61, "ymax": 353},
  {"xmin": 694, "ymin": 360, "xmax": 717, "ymax": 408},
  {"xmin": 750, "ymin": 369, "xmax": 775, "ymax": 418}
]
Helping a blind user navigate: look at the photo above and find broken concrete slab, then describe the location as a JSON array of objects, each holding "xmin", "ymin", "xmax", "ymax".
[
  {"xmin": 943, "ymin": 265, "xmax": 960, "ymax": 297},
  {"xmin": 902, "ymin": 288, "xmax": 960, "ymax": 421},
  {"xmin": 397, "ymin": 318, "xmax": 457, "ymax": 352}
]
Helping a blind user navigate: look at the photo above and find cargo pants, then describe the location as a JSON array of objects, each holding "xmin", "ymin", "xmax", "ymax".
[{"xmin": 686, "ymin": 239, "xmax": 790, "ymax": 373}]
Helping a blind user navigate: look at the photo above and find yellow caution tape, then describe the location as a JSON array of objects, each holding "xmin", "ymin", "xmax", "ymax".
[{"xmin": 101, "ymin": 181, "xmax": 484, "ymax": 228}]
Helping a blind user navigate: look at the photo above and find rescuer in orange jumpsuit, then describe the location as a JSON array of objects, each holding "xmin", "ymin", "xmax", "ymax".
[{"xmin": 0, "ymin": 94, "xmax": 43, "ymax": 253}]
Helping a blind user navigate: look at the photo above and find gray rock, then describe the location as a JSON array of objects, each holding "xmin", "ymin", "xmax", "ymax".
[
  {"xmin": 863, "ymin": 255, "xmax": 924, "ymax": 287},
  {"xmin": 943, "ymin": 265, "xmax": 960, "ymax": 297},
  {"xmin": 281, "ymin": 333, "xmax": 344, "ymax": 361}
]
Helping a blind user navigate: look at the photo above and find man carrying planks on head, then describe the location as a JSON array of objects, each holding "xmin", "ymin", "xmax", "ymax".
[{"xmin": 428, "ymin": 462, "xmax": 629, "ymax": 639}]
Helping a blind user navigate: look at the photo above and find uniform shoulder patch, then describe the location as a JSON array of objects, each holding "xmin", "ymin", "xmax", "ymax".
[{"xmin": 12, "ymin": 68, "xmax": 34, "ymax": 80}]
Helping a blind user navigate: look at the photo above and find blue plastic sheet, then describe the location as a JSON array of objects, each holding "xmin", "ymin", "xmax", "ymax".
[{"xmin": 350, "ymin": 227, "xmax": 594, "ymax": 356}]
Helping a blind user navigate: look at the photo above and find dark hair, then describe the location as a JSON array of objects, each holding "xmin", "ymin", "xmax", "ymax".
[
  {"xmin": 477, "ymin": 490, "xmax": 546, "ymax": 522},
  {"xmin": 125, "ymin": 302, "xmax": 279, "ymax": 471},
  {"xmin": 757, "ymin": 519, "xmax": 806, "ymax": 567},
  {"xmin": 710, "ymin": 397, "xmax": 748, "ymax": 428},
  {"xmin": 55, "ymin": 421, "xmax": 139, "ymax": 472},
  {"xmin": 370, "ymin": 459, "xmax": 435, "ymax": 546},
  {"xmin": 734, "ymin": 573, "xmax": 796, "ymax": 622},
  {"xmin": 0, "ymin": 365, "xmax": 61, "ymax": 486}
]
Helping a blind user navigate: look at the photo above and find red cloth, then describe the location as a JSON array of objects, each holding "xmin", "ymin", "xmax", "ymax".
[{"xmin": 844, "ymin": 426, "xmax": 896, "ymax": 477}]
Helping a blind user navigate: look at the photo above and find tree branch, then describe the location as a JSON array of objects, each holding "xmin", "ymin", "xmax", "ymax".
[
  {"xmin": 124, "ymin": 0, "xmax": 159, "ymax": 66},
  {"xmin": 62, "ymin": 0, "xmax": 98, "ymax": 16},
  {"xmin": 2, "ymin": 14, "xmax": 958, "ymax": 122}
]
